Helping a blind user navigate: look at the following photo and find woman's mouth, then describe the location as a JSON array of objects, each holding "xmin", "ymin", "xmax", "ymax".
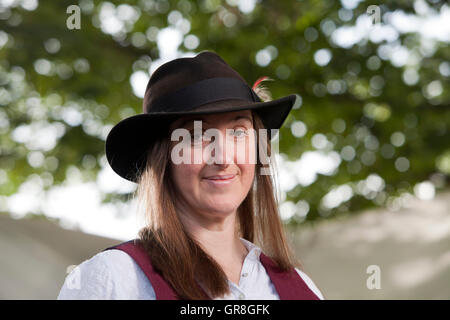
[{"xmin": 203, "ymin": 174, "xmax": 236, "ymax": 186}]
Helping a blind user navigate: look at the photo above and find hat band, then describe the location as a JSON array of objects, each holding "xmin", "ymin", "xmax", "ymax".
[{"xmin": 146, "ymin": 77, "xmax": 261, "ymax": 114}]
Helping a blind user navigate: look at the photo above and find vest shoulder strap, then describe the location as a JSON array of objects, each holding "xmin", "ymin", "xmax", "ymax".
[
  {"xmin": 259, "ymin": 252, "xmax": 320, "ymax": 300},
  {"xmin": 103, "ymin": 239, "xmax": 180, "ymax": 299}
]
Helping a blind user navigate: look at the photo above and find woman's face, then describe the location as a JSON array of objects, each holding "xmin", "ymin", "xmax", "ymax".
[{"xmin": 169, "ymin": 109, "xmax": 256, "ymax": 223}]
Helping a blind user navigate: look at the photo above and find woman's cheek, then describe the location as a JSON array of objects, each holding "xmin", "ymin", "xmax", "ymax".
[
  {"xmin": 183, "ymin": 164, "xmax": 203, "ymax": 189},
  {"xmin": 236, "ymin": 162, "xmax": 253, "ymax": 189},
  {"xmin": 172, "ymin": 164, "xmax": 194, "ymax": 192}
]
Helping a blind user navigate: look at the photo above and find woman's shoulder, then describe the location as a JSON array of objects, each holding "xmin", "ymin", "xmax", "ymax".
[
  {"xmin": 294, "ymin": 268, "xmax": 325, "ymax": 300},
  {"xmin": 57, "ymin": 248, "xmax": 156, "ymax": 300}
]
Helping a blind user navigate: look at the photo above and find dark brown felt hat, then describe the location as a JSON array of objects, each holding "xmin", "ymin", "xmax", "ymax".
[{"xmin": 105, "ymin": 51, "xmax": 301, "ymax": 182}]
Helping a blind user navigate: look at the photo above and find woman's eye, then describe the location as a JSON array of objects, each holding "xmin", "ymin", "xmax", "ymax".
[
  {"xmin": 232, "ymin": 128, "xmax": 249, "ymax": 139},
  {"xmin": 188, "ymin": 128, "xmax": 248, "ymax": 144}
]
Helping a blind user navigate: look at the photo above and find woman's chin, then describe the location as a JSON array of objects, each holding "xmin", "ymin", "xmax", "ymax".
[{"xmin": 201, "ymin": 200, "xmax": 239, "ymax": 215}]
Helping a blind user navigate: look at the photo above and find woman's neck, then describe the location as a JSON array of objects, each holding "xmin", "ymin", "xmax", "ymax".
[{"xmin": 178, "ymin": 207, "xmax": 248, "ymax": 268}]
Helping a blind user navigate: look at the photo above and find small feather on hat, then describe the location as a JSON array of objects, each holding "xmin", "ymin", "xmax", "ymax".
[{"xmin": 252, "ymin": 76, "xmax": 274, "ymax": 102}]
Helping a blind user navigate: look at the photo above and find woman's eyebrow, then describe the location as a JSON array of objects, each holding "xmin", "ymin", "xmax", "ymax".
[{"xmin": 233, "ymin": 115, "xmax": 253, "ymax": 124}]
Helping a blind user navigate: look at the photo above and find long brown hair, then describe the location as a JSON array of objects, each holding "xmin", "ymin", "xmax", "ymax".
[{"xmin": 134, "ymin": 110, "xmax": 303, "ymax": 299}]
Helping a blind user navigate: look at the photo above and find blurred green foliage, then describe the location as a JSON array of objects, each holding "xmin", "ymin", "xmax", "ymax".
[{"xmin": 0, "ymin": 0, "xmax": 448, "ymax": 224}]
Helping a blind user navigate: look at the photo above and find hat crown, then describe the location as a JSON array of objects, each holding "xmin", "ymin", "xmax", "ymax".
[{"xmin": 143, "ymin": 51, "xmax": 251, "ymax": 113}]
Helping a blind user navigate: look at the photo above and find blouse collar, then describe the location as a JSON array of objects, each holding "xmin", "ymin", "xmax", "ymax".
[{"xmin": 239, "ymin": 237, "xmax": 262, "ymax": 260}]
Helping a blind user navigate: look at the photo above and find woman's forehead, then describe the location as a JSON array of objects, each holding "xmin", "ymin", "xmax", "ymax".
[{"xmin": 171, "ymin": 109, "xmax": 253, "ymax": 128}]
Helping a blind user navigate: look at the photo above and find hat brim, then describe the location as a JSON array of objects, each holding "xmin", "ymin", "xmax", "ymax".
[{"xmin": 105, "ymin": 94, "xmax": 301, "ymax": 182}]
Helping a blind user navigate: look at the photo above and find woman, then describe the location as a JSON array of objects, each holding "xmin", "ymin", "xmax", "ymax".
[{"xmin": 58, "ymin": 51, "xmax": 324, "ymax": 300}]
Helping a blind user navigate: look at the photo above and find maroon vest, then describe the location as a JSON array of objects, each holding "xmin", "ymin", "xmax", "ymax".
[{"xmin": 104, "ymin": 239, "xmax": 320, "ymax": 300}]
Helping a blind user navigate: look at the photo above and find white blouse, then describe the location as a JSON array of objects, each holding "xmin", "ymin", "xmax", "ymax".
[{"xmin": 57, "ymin": 237, "xmax": 324, "ymax": 300}]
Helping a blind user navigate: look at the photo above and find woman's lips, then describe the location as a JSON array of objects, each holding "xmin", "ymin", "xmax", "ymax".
[
  {"xmin": 205, "ymin": 174, "xmax": 235, "ymax": 180},
  {"xmin": 203, "ymin": 174, "xmax": 236, "ymax": 185}
]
